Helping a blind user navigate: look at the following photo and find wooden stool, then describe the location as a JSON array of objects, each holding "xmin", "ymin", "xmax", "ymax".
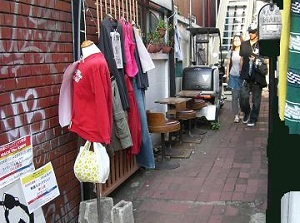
[
  {"xmin": 176, "ymin": 109, "xmax": 196, "ymax": 143},
  {"xmin": 146, "ymin": 111, "xmax": 181, "ymax": 169}
]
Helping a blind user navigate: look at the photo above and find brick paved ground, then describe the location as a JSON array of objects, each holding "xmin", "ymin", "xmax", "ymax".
[{"xmin": 110, "ymin": 90, "xmax": 269, "ymax": 223}]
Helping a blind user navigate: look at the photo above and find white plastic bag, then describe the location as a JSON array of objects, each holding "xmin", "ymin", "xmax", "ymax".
[
  {"xmin": 94, "ymin": 142, "xmax": 110, "ymax": 183},
  {"xmin": 74, "ymin": 141, "xmax": 110, "ymax": 184}
]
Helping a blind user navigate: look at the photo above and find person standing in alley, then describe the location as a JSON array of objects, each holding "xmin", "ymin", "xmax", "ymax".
[
  {"xmin": 226, "ymin": 35, "xmax": 243, "ymax": 123},
  {"xmin": 239, "ymin": 23, "xmax": 268, "ymax": 127}
]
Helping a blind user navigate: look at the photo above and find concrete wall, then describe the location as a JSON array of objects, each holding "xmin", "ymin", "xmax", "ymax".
[{"xmin": 144, "ymin": 53, "xmax": 170, "ymax": 145}]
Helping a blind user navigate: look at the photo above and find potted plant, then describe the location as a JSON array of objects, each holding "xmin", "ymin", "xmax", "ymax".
[
  {"xmin": 161, "ymin": 40, "xmax": 173, "ymax": 54},
  {"xmin": 146, "ymin": 31, "xmax": 162, "ymax": 53},
  {"xmin": 156, "ymin": 19, "xmax": 167, "ymax": 37}
]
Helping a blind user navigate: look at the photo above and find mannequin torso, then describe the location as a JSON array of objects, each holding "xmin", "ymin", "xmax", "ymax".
[{"xmin": 81, "ymin": 40, "xmax": 101, "ymax": 59}]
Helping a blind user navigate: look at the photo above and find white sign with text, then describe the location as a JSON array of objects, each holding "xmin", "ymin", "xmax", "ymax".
[
  {"xmin": 0, "ymin": 135, "xmax": 34, "ymax": 188},
  {"xmin": 20, "ymin": 162, "xmax": 60, "ymax": 214}
]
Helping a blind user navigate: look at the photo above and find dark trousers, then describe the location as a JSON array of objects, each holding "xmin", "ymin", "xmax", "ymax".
[{"xmin": 240, "ymin": 80, "xmax": 262, "ymax": 123}]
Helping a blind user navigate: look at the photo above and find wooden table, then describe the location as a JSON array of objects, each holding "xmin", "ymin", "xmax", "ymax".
[
  {"xmin": 175, "ymin": 92, "xmax": 208, "ymax": 136},
  {"xmin": 153, "ymin": 97, "xmax": 195, "ymax": 169},
  {"xmin": 176, "ymin": 91, "xmax": 207, "ymax": 110},
  {"xmin": 155, "ymin": 96, "xmax": 192, "ymax": 105},
  {"xmin": 176, "ymin": 90, "xmax": 201, "ymax": 98},
  {"xmin": 155, "ymin": 97, "xmax": 193, "ymax": 116}
]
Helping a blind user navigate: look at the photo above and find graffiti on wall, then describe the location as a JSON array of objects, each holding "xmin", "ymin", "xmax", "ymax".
[
  {"xmin": 0, "ymin": 1, "xmax": 63, "ymax": 141},
  {"xmin": 0, "ymin": 89, "xmax": 46, "ymax": 142},
  {"xmin": 1, "ymin": 3, "xmax": 75, "ymax": 223},
  {"xmin": 0, "ymin": 0, "xmax": 61, "ymax": 76}
]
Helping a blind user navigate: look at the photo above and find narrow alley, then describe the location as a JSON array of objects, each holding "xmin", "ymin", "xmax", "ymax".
[{"xmin": 110, "ymin": 89, "xmax": 269, "ymax": 223}]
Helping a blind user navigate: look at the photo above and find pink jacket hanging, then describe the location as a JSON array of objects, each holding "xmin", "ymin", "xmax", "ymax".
[
  {"xmin": 59, "ymin": 61, "xmax": 79, "ymax": 127},
  {"xmin": 120, "ymin": 19, "xmax": 139, "ymax": 77}
]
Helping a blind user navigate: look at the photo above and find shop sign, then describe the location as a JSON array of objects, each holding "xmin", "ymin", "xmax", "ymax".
[{"xmin": 258, "ymin": 3, "xmax": 282, "ymax": 40}]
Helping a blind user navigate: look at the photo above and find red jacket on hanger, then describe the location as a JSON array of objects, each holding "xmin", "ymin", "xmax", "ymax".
[{"xmin": 70, "ymin": 52, "xmax": 112, "ymax": 144}]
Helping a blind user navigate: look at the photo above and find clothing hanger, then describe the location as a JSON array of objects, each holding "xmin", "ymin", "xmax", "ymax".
[
  {"xmin": 107, "ymin": 13, "xmax": 113, "ymax": 19},
  {"xmin": 106, "ymin": 13, "xmax": 117, "ymax": 22},
  {"xmin": 120, "ymin": 16, "xmax": 128, "ymax": 24}
]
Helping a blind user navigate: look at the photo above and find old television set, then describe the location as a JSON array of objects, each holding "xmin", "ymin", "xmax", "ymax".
[{"xmin": 181, "ymin": 65, "xmax": 219, "ymax": 94}]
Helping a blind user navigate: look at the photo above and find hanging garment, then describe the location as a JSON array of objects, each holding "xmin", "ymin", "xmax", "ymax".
[
  {"xmin": 174, "ymin": 25, "xmax": 183, "ymax": 61},
  {"xmin": 98, "ymin": 16, "xmax": 129, "ymax": 110},
  {"xmin": 59, "ymin": 60, "xmax": 79, "ymax": 127},
  {"xmin": 124, "ymin": 75, "xmax": 142, "ymax": 155},
  {"xmin": 132, "ymin": 77, "xmax": 155, "ymax": 169},
  {"xmin": 110, "ymin": 79, "xmax": 133, "ymax": 151},
  {"xmin": 174, "ymin": 13, "xmax": 183, "ymax": 61},
  {"xmin": 70, "ymin": 53, "xmax": 112, "ymax": 143},
  {"xmin": 131, "ymin": 39, "xmax": 155, "ymax": 168},
  {"xmin": 278, "ymin": 0, "xmax": 291, "ymax": 120},
  {"xmin": 133, "ymin": 27, "xmax": 155, "ymax": 73},
  {"xmin": 132, "ymin": 28, "xmax": 150, "ymax": 90},
  {"xmin": 120, "ymin": 19, "xmax": 139, "ymax": 77},
  {"xmin": 284, "ymin": 0, "xmax": 300, "ymax": 134}
]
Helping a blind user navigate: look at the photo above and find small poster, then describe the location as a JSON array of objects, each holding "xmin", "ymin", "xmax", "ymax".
[
  {"xmin": 20, "ymin": 162, "xmax": 60, "ymax": 214},
  {"xmin": 0, "ymin": 180, "xmax": 46, "ymax": 223},
  {"xmin": 0, "ymin": 135, "xmax": 34, "ymax": 188}
]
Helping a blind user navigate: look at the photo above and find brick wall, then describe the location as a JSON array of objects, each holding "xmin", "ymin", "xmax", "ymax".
[{"xmin": 0, "ymin": 0, "xmax": 80, "ymax": 222}]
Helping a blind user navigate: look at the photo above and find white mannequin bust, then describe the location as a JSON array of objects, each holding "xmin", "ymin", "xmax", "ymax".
[{"xmin": 81, "ymin": 40, "xmax": 101, "ymax": 59}]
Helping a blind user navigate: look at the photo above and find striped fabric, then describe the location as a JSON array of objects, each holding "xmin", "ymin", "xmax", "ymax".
[{"xmin": 284, "ymin": 0, "xmax": 300, "ymax": 134}]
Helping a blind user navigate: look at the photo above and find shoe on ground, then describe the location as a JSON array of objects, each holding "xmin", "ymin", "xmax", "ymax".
[
  {"xmin": 247, "ymin": 121, "xmax": 255, "ymax": 127},
  {"xmin": 234, "ymin": 116, "xmax": 239, "ymax": 123},
  {"xmin": 242, "ymin": 114, "xmax": 249, "ymax": 124}
]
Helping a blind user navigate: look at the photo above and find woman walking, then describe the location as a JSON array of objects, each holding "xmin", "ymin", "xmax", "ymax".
[{"xmin": 226, "ymin": 35, "xmax": 243, "ymax": 123}]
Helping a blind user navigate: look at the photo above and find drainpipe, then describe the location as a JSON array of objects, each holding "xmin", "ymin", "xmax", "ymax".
[
  {"xmin": 169, "ymin": 10, "xmax": 176, "ymax": 96},
  {"xmin": 215, "ymin": 0, "xmax": 218, "ymax": 22},
  {"xmin": 189, "ymin": 0, "xmax": 192, "ymax": 65},
  {"xmin": 189, "ymin": 0, "xmax": 192, "ymax": 27},
  {"xmin": 202, "ymin": 0, "xmax": 205, "ymax": 27}
]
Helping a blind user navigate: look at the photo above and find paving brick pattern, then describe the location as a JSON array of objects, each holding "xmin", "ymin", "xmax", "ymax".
[{"xmin": 111, "ymin": 90, "xmax": 269, "ymax": 223}]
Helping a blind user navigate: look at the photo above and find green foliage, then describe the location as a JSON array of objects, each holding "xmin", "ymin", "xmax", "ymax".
[
  {"xmin": 156, "ymin": 20, "xmax": 173, "ymax": 33},
  {"xmin": 211, "ymin": 122, "xmax": 220, "ymax": 130},
  {"xmin": 146, "ymin": 31, "xmax": 162, "ymax": 44},
  {"xmin": 144, "ymin": 19, "xmax": 174, "ymax": 48},
  {"xmin": 156, "ymin": 19, "xmax": 166, "ymax": 29},
  {"xmin": 166, "ymin": 39, "xmax": 174, "ymax": 47}
]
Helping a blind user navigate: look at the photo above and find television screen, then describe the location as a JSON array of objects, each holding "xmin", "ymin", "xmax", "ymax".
[{"xmin": 182, "ymin": 66, "xmax": 214, "ymax": 91}]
